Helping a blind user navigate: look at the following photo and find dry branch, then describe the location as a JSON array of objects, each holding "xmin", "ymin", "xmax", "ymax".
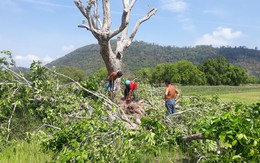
[
  {"xmin": 182, "ymin": 133, "xmax": 208, "ymax": 142},
  {"xmin": 6, "ymin": 103, "xmax": 17, "ymax": 141},
  {"xmin": 3, "ymin": 67, "xmax": 31, "ymax": 86},
  {"xmin": 129, "ymin": 8, "xmax": 157, "ymax": 41},
  {"xmin": 37, "ymin": 123, "xmax": 61, "ymax": 131}
]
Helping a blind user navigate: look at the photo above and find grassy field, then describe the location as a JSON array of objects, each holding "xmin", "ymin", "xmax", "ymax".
[
  {"xmin": 178, "ymin": 85, "xmax": 260, "ymax": 104},
  {"xmin": 0, "ymin": 141, "xmax": 51, "ymax": 163}
]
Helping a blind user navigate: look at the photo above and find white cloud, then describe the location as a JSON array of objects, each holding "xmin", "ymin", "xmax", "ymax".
[
  {"xmin": 203, "ymin": 9, "xmax": 227, "ymax": 16},
  {"xmin": 160, "ymin": 0, "xmax": 188, "ymax": 12},
  {"xmin": 62, "ymin": 45, "xmax": 75, "ymax": 53},
  {"xmin": 15, "ymin": 54, "xmax": 39, "ymax": 61},
  {"xmin": 160, "ymin": 1, "xmax": 193, "ymax": 31},
  {"xmin": 195, "ymin": 27, "xmax": 242, "ymax": 46},
  {"xmin": 14, "ymin": 54, "xmax": 54, "ymax": 67}
]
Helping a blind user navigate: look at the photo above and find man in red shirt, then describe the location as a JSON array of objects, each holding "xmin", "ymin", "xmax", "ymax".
[{"xmin": 124, "ymin": 80, "xmax": 138, "ymax": 102}]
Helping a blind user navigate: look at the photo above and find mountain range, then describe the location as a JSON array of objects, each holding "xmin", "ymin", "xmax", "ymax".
[{"xmin": 46, "ymin": 41, "xmax": 260, "ymax": 77}]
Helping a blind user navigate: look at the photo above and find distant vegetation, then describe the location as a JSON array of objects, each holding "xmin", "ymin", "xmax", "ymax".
[
  {"xmin": 46, "ymin": 41, "xmax": 260, "ymax": 78},
  {"xmin": 136, "ymin": 57, "xmax": 253, "ymax": 86}
]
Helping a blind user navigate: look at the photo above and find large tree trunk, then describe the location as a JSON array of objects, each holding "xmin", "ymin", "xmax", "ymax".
[
  {"xmin": 99, "ymin": 40, "xmax": 122, "ymax": 73},
  {"xmin": 99, "ymin": 40, "xmax": 122, "ymax": 90},
  {"xmin": 74, "ymin": 0, "xmax": 157, "ymax": 91}
]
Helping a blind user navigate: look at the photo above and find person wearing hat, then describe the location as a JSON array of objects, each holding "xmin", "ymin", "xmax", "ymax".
[{"xmin": 124, "ymin": 80, "xmax": 138, "ymax": 102}]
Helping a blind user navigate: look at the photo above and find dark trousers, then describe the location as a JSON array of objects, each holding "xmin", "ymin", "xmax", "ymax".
[
  {"xmin": 124, "ymin": 88, "xmax": 138, "ymax": 101},
  {"xmin": 165, "ymin": 99, "xmax": 176, "ymax": 115}
]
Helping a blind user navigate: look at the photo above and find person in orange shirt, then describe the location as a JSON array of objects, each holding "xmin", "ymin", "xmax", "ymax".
[
  {"xmin": 124, "ymin": 80, "xmax": 138, "ymax": 102},
  {"xmin": 164, "ymin": 79, "xmax": 180, "ymax": 115}
]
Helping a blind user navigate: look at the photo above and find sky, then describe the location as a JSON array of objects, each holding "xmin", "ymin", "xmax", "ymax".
[{"xmin": 1, "ymin": 0, "xmax": 259, "ymax": 68}]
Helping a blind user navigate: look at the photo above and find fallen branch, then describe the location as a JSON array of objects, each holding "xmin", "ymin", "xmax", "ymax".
[
  {"xmin": 36, "ymin": 123, "xmax": 61, "ymax": 131},
  {"xmin": 3, "ymin": 67, "xmax": 31, "ymax": 86},
  {"xmin": 171, "ymin": 108, "xmax": 198, "ymax": 115},
  {"xmin": 45, "ymin": 67, "xmax": 134, "ymax": 127},
  {"xmin": 6, "ymin": 103, "xmax": 17, "ymax": 141},
  {"xmin": 196, "ymin": 155, "xmax": 208, "ymax": 163},
  {"xmin": 182, "ymin": 133, "xmax": 208, "ymax": 142},
  {"xmin": 0, "ymin": 83, "xmax": 15, "ymax": 85}
]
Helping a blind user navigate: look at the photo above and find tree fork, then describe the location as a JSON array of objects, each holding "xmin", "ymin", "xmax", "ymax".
[{"xmin": 74, "ymin": 0, "xmax": 157, "ymax": 90}]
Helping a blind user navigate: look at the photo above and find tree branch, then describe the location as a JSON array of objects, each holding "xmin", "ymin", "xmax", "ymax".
[
  {"xmin": 109, "ymin": 0, "xmax": 138, "ymax": 40},
  {"xmin": 109, "ymin": 9, "xmax": 129, "ymax": 39},
  {"xmin": 129, "ymin": 8, "xmax": 157, "ymax": 41},
  {"xmin": 122, "ymin": 0, "xmax": 128, "ymax": 8},
  {"xmin": 78, "ymin": 24, "xmax": 90, "ymax": 30},
  {"xmin": 93, "ymin": 0, "xmax": 102, "ymax": 28},
  {"xmin": 196, "ymin": 156, "xmax": 208, "ymax": 163},
  {"xmin": 36, "ymin": 123, "xmax": 61, "ymax": 131},
  {"xmin": 6, "ymin": 103, "xmax": 17, "ymax": 141},
  {"xmin": 114, "ymin": 7, "xmax": 158, "ymax": 57},
  {"xmin": 102, "ymin": 0, "xmax": 111, "ymax": 31},
  {"xmin": 74, "ymin": 0, "xmax": 100, "ymax": 36},
  {"xmin": 129, "ymin": 0, "xmax": 137, "ymax": 9},
  {"xmin": 169, "ymin": 107, "xmax": 197, "ymax": 116},
  {"xmin": 182, "ymin": 133, "xmax": 208, "ymax": 142},
  {"xmin": 122, "ymin": 0, "xmax": 136, "ymax": 9},
  {"xmin": 74, "ymin": 0, "xmax": 88, "ymax": 19},
  {"xmin": 0, "ymin": 83, "xmax": 15, "ymax": 85},
  {"xmin": 3, "ymin": 67, "xmax": 31, "ymax": 86}
]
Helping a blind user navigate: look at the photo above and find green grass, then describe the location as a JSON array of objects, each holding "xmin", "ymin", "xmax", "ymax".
[
  {"xmin": 0, "ymin": 141, "xmax": 51, "ymax": 163},
  {"xmin": 178, "ymin": 85, "xmax": 260, "ymax": 104},
  {"xmin": 139, "ymin": 148, "xmax": 184, "ymax": 163}
]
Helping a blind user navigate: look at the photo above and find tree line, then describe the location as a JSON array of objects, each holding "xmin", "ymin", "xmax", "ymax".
[
  {"xmin": 53, "ymin": 56, "xmax": 259, "ymax": 86},
  {"xmin": 136, "ymin": 56, "xmax": 259, "ymax": 86}
]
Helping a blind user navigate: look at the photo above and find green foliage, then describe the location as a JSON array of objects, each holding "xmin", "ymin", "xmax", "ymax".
[
  {"xmin": 42, "ymin": 111, "xmax": 143, "ymax": 162},
  {"xmin": 198, "ymin": 103, "xmax": 260, "ymax": 162},
  {"xmin": 91, "ymin": 67, "xmax": 108, "ymax": 82},
  {"xmin": 1, "ymin": 51, "xmax": 259, "ymax": 162},
  {"xmin": 138, "ymin": 60, "xmax": 206, "ymax": 85},
  {"xmin": 176, "ymin": 60, "xmax": 206, "ymax": 85},
  {"xmin": 0, "ymin": 56, "xmax": 91, "ymax": 149},
  {"xmin": 138, "ymin": 57, "xmax": 250, "ymax": 86},
  {"xmin": 0, "ymin": 50, "xmax": 15, "ymax": 68},
  {"xmin": 56, "ymin": 65, "xmax": 86, "ymax": 83},
  {"xmin": 246, "ymin": 76, "xmax": 260, "ymax": 84},
  {"xmin": 0, "ymin": 51, "xmax": 40, "ymax": 147},
  {"xmin": 80, "ymin": 67, "xmax": 107, "ymax": 97},
  {"xmin": 198, "ymin": 56, "xmax": 248, "ymax": 85}
]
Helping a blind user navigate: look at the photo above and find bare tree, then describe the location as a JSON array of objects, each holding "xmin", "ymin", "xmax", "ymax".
[{"xmin": 74, "ymin": 0, "xmax": 157, "ymax": 90}]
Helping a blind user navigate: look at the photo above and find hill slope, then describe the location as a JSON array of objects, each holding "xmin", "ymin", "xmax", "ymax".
[{"xmin": 46, "ymin": 41, "xmax": 260, "ymax": 77}]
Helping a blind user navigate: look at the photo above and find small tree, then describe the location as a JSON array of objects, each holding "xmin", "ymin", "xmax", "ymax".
[{"xmin": 74, "ymin": 0, "xmax": 157, "ymax": 90}]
